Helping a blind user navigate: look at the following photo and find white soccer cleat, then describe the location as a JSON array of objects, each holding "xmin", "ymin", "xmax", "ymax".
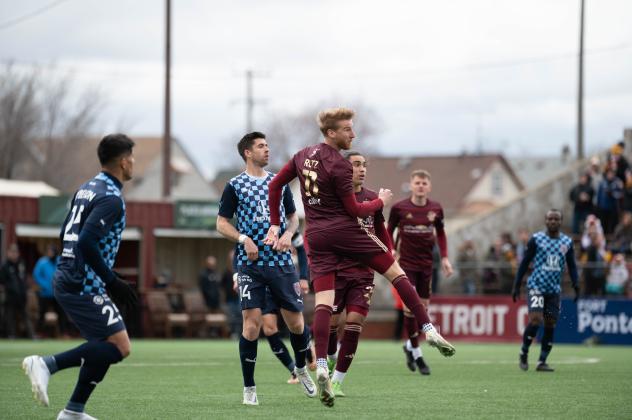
[
  {"xmin": 294, "ymin": 368, "xmax": 317, "ymax": 398},
  {"xmin": 316, "ymin": 366, "xmax": 335, "ymax": 408},
  {"xmin": 425, "ymin": 329, "xmax": 456, "ymax": 357},
  {"xmin": 22, "ymin": 355, "xmax": 51, "ymax": 407},
  {"xmin": 242, "ymin": 386, "xmax": 259, "ymax": 405},
  {"xmin": 56, "ymin": 409, "xmax": 98, "ymax": 420}
]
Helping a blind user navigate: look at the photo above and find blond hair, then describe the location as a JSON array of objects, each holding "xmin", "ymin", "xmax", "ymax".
[
  {"xmin": 410, "ymin": 169, "xmax": 431, "ymax": 180},
  {"xmin": 317, "ymin": 107, "xmax": 355, "ymax": 136}
]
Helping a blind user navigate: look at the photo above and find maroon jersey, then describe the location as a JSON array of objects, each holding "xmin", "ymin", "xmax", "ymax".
[
  {"xmin": 336, "ymin": 187, "xmax": 384, "ymax": 277},
  {"xmin": 388, "ymin": 198, "xmax": 445, "ymax": 270},
  {"xmin": 288, "ymin": 142, "xmax": 359, "ymax": 233}
]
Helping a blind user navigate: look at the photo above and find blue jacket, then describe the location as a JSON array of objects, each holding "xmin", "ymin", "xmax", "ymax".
[{"xmin": 33, "ymin": 256, "xmax": 57, "ymax": 298}]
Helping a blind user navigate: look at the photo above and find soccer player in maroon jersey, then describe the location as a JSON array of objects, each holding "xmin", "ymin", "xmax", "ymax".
[
  {"xmin": 265, "ymin": 107, "xmax": 455, "ymax": 407},
  {"xmin": 388, "ymin": 169, "xmax": 454, "ymax": 376},
  {"xmin": 326, "ymin": 151, "xmax": 388, "ymax": 397}
]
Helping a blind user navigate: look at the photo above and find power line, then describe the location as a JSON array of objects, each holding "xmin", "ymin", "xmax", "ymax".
[{"xmin": 0, "ymin": 0, "xmax": 72, "ymax": 31}]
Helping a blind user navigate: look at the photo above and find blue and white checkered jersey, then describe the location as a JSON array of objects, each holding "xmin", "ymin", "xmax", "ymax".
[
  {"xmin": 55, "ymin": 172, "xmax": 126, "ymax": 295},
  {"xmin": 218, "ymin": 171, "xmax": 296, "ymax": 267},
  {"xmin": 516, "ymin": 231, "xmax": 578, "ymax": 294}
]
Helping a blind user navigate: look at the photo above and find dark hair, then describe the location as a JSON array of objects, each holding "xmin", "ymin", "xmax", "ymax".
[
  {"xmin": 237, "ymin": 132, "xmax": 266, "ymax": 162},
  {"xmin": 98, "ymin": 134, "xmax": 135, "ymax": 166},
  {"xmin": 343, "ymin": 150, "xmax": 364, "ymax": 160},
  {"xmin": 547, "ymin": 208, "xmax": 563, "ymax": 219}
]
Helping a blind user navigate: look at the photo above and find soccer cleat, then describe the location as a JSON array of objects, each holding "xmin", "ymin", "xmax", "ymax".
[
  {"xmin": 56, "ymin": 409, "xmax": 98, "ymax": 420},
  {"xmin": 327, "ymin": 358, "xmax": 336, "ymax": 377},
  {"xmin": 425, "ymin": 329, "xmax": 456, "ymax": 357},
  {"xmin": 242, "ymin": 386, "xmax": 259, "ymax": 405},
  {"xmin": 295, "ymin": 368, "xmax": 317, "ymax": 397},
  {"xmin": 331, "ymin": 381, "xmax": 346, "ymax": 397},
  {"xmin": 536, "ymin": 362, "xmax": 554, "ymax": 372},
  {"xmin": 519, "ymin": 353, "xmax": 528, "ymax": 371},
  {"xmin": 22, "ymin": 355, "xmax": 51, "ymax": 407},
  {"xmin": 403, "ymin": 345, "xmax": 416, "ymax": 372},
  {"xmin": 415, "ymin": 357, "xmax": 431, "ymax": 375},
  {"xmin": 287, "ymin": 372, "xmax": 299, "ymax": 384},
  {"xmin": 316, "ymin": 367, "xmax": 335, "ymax": 408}
]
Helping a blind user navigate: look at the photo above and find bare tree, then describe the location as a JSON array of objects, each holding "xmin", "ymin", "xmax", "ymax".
[
  {"xmin": 0, "ymin": 63, "xmax": 103, "ymax": 189},
  {"xmin": 261, "ymin": 100, "xmax": 382, "ymax": 168}
]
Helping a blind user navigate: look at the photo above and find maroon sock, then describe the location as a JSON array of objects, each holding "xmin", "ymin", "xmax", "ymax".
[
  {"xmin": 404, "ymin": 316, "xmax": 419, "ymax": 347},
  {"xmin": 328, "ymin": 326, "xmax": 338, "ymax": 356},
  {"xmin": 313, "ymin": 304, "xmax": 333, "ymax": 359},
  {"xmin": 393, "ymin": 275, "xmax": 430, "ymax": 328},
  {"xmin": 335, "ymin": 322, "xmax": 362, "ymax": 373}
]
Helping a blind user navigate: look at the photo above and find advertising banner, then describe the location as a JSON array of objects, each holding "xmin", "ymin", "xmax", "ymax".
[{"xmin": 428, "ymin": 296, "xmax": 632, "ymax": 344}]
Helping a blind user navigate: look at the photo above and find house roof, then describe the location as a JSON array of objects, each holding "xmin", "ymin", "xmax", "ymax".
[
  {"xmin": 0, "ymin": 179, "xmax": 60, "ymax": 197},
  {"xmin": 364, "ymin": 154, "xmax": 525, "ymax": 215}
]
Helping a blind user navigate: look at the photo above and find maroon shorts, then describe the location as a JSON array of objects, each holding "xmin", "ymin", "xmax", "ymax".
[
  {"xmin": 333, "ymin": 274, "xmax": 375, "ymax": 316},
  {"xmin": 307, "ymin": 226, "xmax": 390, "ymax": 280},
  {"xmin": 403, "ymin": 266, "xmax": 433, "ymax": 299}
]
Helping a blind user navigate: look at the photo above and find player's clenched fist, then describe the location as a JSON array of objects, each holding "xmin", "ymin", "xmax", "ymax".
[
  {"xmin": 378, "ymin": 188, "xmax": 393, "ymax": 207},
  {"xmin": 264, "ymin": 225, "xmax": 280, "ymax": 248}
]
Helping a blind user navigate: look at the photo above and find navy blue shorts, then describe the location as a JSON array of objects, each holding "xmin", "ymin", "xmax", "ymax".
[
  {"xmin": 262, "ymin": 287, "xmax": 278, "ymax": 315},
  {"xmin": 527, "ymin": 288, "xmax": 561, "ymax": 321},
  {"xmin": 55, "ymin": 281, "xmax": 126, "ymax": 341},
  {"xmin": 237, "ymin": 264, "xmax": 303, "ymax": 313}
]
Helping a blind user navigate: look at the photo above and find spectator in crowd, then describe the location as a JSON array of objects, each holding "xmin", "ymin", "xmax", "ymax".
[
  {"xmin": 0, "ymin": 244, "xmax": 34, "ymax": 338},
  {"xmin": 482, "ymin": 243, "xmax": 501, "ymax": 294},
  {"xmin": 622, "ymin": 171, "xmax": 632, "ymax": 214},
  {"xmin": 199, "ymin": 256, "xmax": 221, "ymax": 311},
  {"xmin": 581, "ymin": 214, "xmax": 606, "ymax": 253},
  {"xmin": 569, "ymin": 173, "xmax": 595, "ymax": 234},
  {"xmin": 456, "ymin": 239, "xmax": 478, "ymax": 295},
  {"xmin": 583, "ymin": 231, "xmax": 608, "ymax": 296},
  {"xmin": 596, "ymin": 168, "xmax": 623, "ymax": 235},
  {"xmin": 611, "ymin": 211, "xmax": 632, "ymax": 255},
  {"xmin": 608, "ymin": 141, "xmax": 629, "ymax": 184},
  {"xmin": 515, "ymin": 228, "xmax": 530, "ymax": 263},
  {"xmin": 220, "ymin": 249, "xmax": 241, "ymax": 338},
  {"xmin": 33, "ymin": 244, "xmax": 67, "ymax": 335},
  {"xmin": 587, "ymin": 156, "xmax": 604, "ymax": 193},
  {"xmin": 605, "ymin": 253, "xmax": 628, "ymax": 295},
  {"xmin": 498, "ymin": 233, "xmax": 517, "ymax": 294}
]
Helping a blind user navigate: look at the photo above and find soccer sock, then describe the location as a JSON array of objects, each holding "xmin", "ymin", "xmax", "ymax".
[
  {"xmin": 289, "ymin": 327, "xmax": 310, "ymax": 370},
  {"xmin": 304, "ymin": 325, "xmax": 314, "ymax": 364},
  {"xmin": 313, "ymin": 304, "xmax": 333, "ymax": 362},
  {"xmin": 404, "ymin": 316, "xmax": 420, "ymax": 348},
  {"xmin": 332, "ymin": 370, "xmax": 346, "ymax": 384},
  {"xmin": 392, "ymin": 275, "xmax": 431, "ymax": 327},
  {"xmin": 411, "ymin": 346, "xmax": 422, "ymax": 360},
  {"xmin": 266, "ymin": 332, "xmax": 295, "ymax": 372},
  {"xmin": 539, "ymin": 326, "xmax": 555, "ymax": 363},
  {"xmin": 66, "ymin": 341, "xmax": 123, "ymax": 413},
  {"xmin": 239, "ymin": 335, "xmax": 258, "ymax": 387},
  {"xmin": 521, "ymin": 323, "xmax": 540, "ymax": 355},
  {"xmin": 328, "ymin": 326, "xmax": 338, "ymax": 358},
  {"xmin": 335, "ymin": 322, "xmax": 361, "ymax": 374},
  {"xmin": 48, "ymin": 341, "xmax": 123, "ymax": 374}
]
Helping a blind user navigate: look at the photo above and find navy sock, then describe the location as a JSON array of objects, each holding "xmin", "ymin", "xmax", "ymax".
[
  {"xmin": 521, "ymin": 324, "xmax": 539, "ymax": 355},
  {"xmin": 266, "ymin": 333, "xmax": 295, "ymax": 372},
  {"xmin": 67, "ymin": 362, "xmax": 111, "ymax": 412},
  {"xmin": 304, "ymin": 325, "xmax": 314, "ymax": 364},
  {"xmin": 539, "ymin": 326, "xmax": 555, "ymax": 363},
  {"xmin": 289, "ymin": 327, "xmax": 310, "ymax": 370},
  {"xmin": 239, "ymin": 335, "xmax": 258, "ymax": 387},
  {"xmin": 52, "ymin": 341, "xmax": 123, "ymax": 373}
]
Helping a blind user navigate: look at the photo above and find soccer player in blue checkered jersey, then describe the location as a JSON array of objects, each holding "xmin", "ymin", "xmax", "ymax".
[
  {"xmin": 217, "ymin": 132, "xmax": 317, "ymax": 405},
  {"xmin": 512, "ymin": 209, "xmax": 579, "ymax": 372},
  {"xmin": 22, "ymin": 134, "xmax": 138, "ymax": 420}
]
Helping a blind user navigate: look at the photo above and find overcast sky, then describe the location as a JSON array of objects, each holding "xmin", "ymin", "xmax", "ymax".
[{"xmin": 1, "ymin": 0, "xmax": 631, "ymax": 177}]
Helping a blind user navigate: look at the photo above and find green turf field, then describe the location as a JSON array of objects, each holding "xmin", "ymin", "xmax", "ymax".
[{"xmin": 1, "ymin": 339, "xmax": 631, "ymax": 419}]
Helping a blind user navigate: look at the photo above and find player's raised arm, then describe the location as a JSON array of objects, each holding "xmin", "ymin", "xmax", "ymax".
[
  {"xmin": 333, "ymin": 159, "xmax": 389, "ymax": 218},
  {"xmin": 268, "ymin": 160, "xmax": 297, "ymax": 226},
  {"xmin": 512, "ymin": 236, "xmax": 536, "ymax": 302}
]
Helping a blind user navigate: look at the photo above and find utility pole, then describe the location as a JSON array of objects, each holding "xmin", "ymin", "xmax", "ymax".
[
  {"xmin": 162, "ymin": 0, "xmax": 172, "ymax": 199},
  {"xmin": 240, "ymin": 69, "xmax": 267, "ymax": 133},
  {"xmin": 577, "ymin": 0, "xmax": 585, "ymax": 160}
]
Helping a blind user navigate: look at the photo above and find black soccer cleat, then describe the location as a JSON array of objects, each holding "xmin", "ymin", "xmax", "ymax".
[
  {"xmin": 415, "ymin": 357, "xmax": 431, "ymax": 375},
  {"xmin": 519, "ymin": 353, "xmax": 528, "ymax": 371},
  {"xmin": 403, "ymin": 345, "xmax": 416, "ymax": 372},
  {"xmin": 536, "ymin": 362, "xmax": 554, "ymax": 372}
]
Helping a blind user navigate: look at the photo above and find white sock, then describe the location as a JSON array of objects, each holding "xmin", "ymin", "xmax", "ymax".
[
  {"xmin": 411, "ymin": 346, "xmax": 422, "ymax": 360},
  {"xmin": 328, "ymin": 353, "xmax": 338, "ymax": 362},
  {"xmin": 332, "ymin": 370, "xmax": 346, "ymax": 384},
  {"xmin": 406, "ymin": 339, "xmax": 413, "ymax": 351}
]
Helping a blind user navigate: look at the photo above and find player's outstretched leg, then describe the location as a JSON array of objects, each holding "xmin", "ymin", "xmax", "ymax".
[
  {"xmin": 265, "ymin": 332, "xmax": 297, "ymax": 383},
  {"xmin": 22, "ymin": 355, "xmax": 51, "ymax": 407}
]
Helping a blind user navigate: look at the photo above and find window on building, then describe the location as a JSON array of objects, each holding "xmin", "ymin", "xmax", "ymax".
[{"xmin": 491, "ymin": 171, "xmax": 503, "ymax": 197}]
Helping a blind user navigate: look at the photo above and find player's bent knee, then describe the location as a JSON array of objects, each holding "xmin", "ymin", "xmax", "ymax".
[{"xmin": 263, "ymin": 325, "xmax": 278, "ymax": 336}]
